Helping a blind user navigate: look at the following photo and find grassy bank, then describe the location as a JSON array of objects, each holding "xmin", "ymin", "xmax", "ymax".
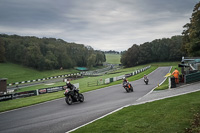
[
  {"xmin": 0, "ymin": 62, "xmax": 79, "ymax": 84},
  {"xmin": 72, "ymin": 91, "xmax": 200, "ymax": 133}
]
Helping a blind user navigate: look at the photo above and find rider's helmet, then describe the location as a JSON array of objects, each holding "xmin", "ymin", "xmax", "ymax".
[
  {"xmin": 123, "ymin": 77, "xmax": 126, "ymax": 81},
  {"xmin": 66, "ymin": 81, "xmax": 70, "ymax": 85}
]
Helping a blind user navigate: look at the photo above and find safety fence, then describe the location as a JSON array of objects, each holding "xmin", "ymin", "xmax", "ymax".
[
  {"xmin": 87, "ymin": 65, "xmax": 151, "ymax": 86},
  {"xmin": 104, "ymin": 66, "xmax": 151, "ymax": 84},
  {"xmin": 0, "ymin": 83, "xmax": 79, "ymax": 102},
  {"xmin": 87, "ymin": 78, "xmax": 104, "ymax": 87},
  {"xmin": 185, "ymin": 71, "xmax": 200, "ymax": 84}
]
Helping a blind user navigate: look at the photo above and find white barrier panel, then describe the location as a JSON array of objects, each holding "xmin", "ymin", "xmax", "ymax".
[
  {"xmin": 113, "ymin": 77, "xmax": 117, "ymax": 82},
  {"xmin": 105, "ymin": 78, "xmax": 110, "ymax": 84},
  {"xmin": 116, "ymin": 75, "xmax": 125, "ymax": 80}
]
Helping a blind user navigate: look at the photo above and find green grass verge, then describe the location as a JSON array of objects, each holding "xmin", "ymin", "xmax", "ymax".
[
  {"xmin": 0, "ymin": 91, "xmax": 65, "ymax": 112},
  {"xmin": 72, "ymin": 91, "xmax": 200, "ymax": 133},
  {"xmin": 0, "ymin": 62, "xmax": 79, "ymax": 84}
]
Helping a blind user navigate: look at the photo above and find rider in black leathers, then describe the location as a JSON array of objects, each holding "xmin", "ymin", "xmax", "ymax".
[{"xmin": 66, "ymin": 81, "xmax": 79, "ymax": 98}]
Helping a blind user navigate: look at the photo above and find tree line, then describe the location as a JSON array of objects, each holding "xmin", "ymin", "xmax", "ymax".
[
  {"xmin": 121, "ymin": 2, "xmax": 200, "ymax": 67},
  {"xmin": 120, "ymin": 35, "xmax": 184, "ymax": 67},
  {"xmin": 0, "ymin": 34, "xmax": 106, "ymax": 70}
]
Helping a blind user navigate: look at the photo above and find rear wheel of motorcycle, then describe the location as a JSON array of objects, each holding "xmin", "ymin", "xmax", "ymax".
[
  {"xmin": 79, "ymin": 94, "xmax": 84, "ymax": 102},
  {"xmin": 66, "ymin": 95, "xmax": 73, "ymax": 105}
]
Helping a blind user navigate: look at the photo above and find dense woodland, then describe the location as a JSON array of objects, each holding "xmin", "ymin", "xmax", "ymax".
[
  {"xmin": 0, "ymin": 35, "xmax": 106, "ymax": 70},
  {"xmin": 120, "ymin": 35, "xmax": 184, "ymax": 67}
]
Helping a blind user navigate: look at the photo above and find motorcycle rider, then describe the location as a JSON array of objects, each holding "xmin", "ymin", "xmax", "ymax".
[
  {"xmin": 66, "ymin": 81, "xmax": 79, "ymax": 99},
  {"xmin": 143, "ymin": 74, "xmax": 149, "ymax": 82},
  {"xmin": 143, "ymin": 74, "xmax": 148, "ymax": 80},
  {"xmin": 122, "ymin": 77, "xmax": 132, "ymax": 88}
]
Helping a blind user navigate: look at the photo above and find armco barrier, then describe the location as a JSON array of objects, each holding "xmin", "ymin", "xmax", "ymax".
[
  {"xmin": 1, "ymin": 83, "xmax": 80, "ymax": 102},
  {"xmin": 0, "ymin": 94, "xmax": 13, "ymax": 101},
  {"xmin": 38, "ymin": 86, "xmax": 64, "ymax": 94},
  {"xmin": 0, "ymin": 90, "xmax": 37, "ymax": 101},
  {"xmin": 13, "ymin": 90, "xmax": 37, "ymax": 99},
  {"xmin": 104, "ymin": 65, "xmax": 151, "ymax": 84}
]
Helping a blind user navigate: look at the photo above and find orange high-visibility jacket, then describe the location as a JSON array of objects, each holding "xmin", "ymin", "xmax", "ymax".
[{"xmin": 172, "ymin": 70, "xmax": 179, "ymax": 78}]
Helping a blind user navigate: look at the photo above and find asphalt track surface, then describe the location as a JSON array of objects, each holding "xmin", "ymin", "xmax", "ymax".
[{"xmin": 0, "ymin": 67, "xmax": 171, "ymax": 133}]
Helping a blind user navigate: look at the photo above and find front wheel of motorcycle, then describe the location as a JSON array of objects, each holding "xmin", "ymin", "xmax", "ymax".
[
  {"xmin": 125, "ymin": 87, "xmax": 129, "ymax": 93},
  {"xmin": 79, "ymin": 94, "xmax": 84, "ymax": 102},
  {"xmin": 66, "ymin": 95, "xmax": 73, "ymax": 105}
]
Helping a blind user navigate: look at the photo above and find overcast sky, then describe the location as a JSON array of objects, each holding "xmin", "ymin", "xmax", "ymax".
[{"xmin": 0, "ymin": 0, "xmax": 198, "ymax": 51}]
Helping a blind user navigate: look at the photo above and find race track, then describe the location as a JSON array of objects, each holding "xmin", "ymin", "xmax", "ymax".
[{"xmin": 0, "ymin": 67, "xmax": 171, "ymax": 133}]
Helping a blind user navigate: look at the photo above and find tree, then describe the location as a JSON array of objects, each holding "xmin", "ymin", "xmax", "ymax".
[
  {"xmin": 121, "ymin": 44, "xmax": 139, "ymax": 67},
  {"xmin": 87, "ymin": 54, "xmax": 96, "ymax": 68},
  {"xmin": 182, "ymin": 2, "xmax": 200, "ymax": 56},
  {"xmin": 0, "ymin": 37, "xmax": 6, "ymax": 62},
  {"xmin": 24, "ymin": 45, "xmax": 44, "ymax": 70}
]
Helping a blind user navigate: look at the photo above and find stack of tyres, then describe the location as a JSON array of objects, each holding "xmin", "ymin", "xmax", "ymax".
[{"xmin": 171, "ymin": 77, "xmax": 176, "ymax": 88}]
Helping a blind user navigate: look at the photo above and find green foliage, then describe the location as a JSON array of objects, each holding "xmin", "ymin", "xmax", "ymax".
[
  {"xmin": 182, "ymin": 2, "xmax": 200, "ymax": 57},
  {"xmin": 0, "ymin": 34, "xmax": 106, "ymax": 70},
  {"xmin": 0, "ymin": 37, "xmax": 6, "ymax": 62},
  {"xmin": 121, "ymin": 36, "xmax": 184, "ymax": 67}
]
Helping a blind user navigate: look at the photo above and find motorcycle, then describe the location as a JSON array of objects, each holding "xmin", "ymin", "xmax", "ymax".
[
  {"xmin": 144, "ymin": 78, "xmax": 149, "ymax": 85},
  {"xmin": 64, "ymin": 87, "xmax": 84, "ymax": 105},
  {"xmin": 123, "ymin": 82, "xmax": 133, "ymax": 92}
]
